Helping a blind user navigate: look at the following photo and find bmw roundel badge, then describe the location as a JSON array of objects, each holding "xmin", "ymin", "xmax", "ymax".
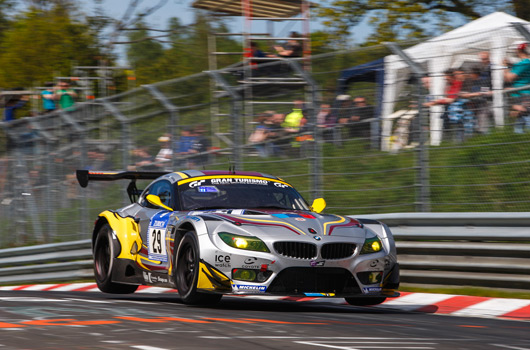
[{"xmin": 313, "ymin": 236, "xmax": 322, "ymax": 241}]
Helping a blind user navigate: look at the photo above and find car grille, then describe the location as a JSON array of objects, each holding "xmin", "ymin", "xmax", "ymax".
[
  {"xmin": 321, "ymin": 243, "xmax": 356, "ymax": 260},
  {"xmin": 267, "ymin": 267, "xmax": 360, "ymax": 294},
  {"xmin": 273, "ymin": 242, "xmax": 317, "ymax": 259}
]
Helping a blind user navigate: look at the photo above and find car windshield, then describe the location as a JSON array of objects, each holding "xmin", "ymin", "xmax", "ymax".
[{"xmin": 178, "ymin": 177, "xmax": 309, "ymax": 211}]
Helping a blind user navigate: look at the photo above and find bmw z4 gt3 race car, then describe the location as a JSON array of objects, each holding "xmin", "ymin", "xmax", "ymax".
[{"xmin": 77, "ymin": 169, "xmax": 400, "ymax": 305}]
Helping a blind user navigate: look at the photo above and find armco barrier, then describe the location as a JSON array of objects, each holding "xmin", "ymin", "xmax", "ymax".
[
  {"xmin": 357, "ymin": 213, "xmax": 530, "ymax": 290},
  {"xmin": 0, "ymin": 213, "xmax": 529, "ymax": 289}
]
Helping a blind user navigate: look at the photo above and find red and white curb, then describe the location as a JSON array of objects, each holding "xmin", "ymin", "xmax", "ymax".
[{"xmin": 1, "ymin": 283, "xmax": 529, "ymax": 322}]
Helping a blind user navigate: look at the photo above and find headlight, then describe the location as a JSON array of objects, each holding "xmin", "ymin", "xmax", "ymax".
[
  {"xmin": 360, "ymin": 236, "xmax": 382, "ymax": 254},
  {"xmin": 218, "ymin": 232, "xmax": 270, "ymax": 252}
]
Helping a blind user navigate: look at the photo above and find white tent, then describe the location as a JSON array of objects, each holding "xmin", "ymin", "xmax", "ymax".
[{"xmin": 382, "ymin": 12, "xmax": 530, "ymax": 150}]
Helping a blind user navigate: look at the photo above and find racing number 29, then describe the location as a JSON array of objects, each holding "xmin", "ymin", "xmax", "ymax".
[
  {"xmin": 147, "ymin": 227, "xmax": 167, "ymax": 259},
  {"xmin": 152, "ymin": 229, "xmax": 162, "ymax": 254}
]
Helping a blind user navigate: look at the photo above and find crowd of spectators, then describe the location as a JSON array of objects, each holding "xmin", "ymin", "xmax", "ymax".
[
  {"xmin": 247, "ymin": 96, "xmax": 376, "ymax": 157},
  {"xmin": 418, "ymin": 46, "xmax": 530, "ymax": 141},
  {"xmin": 2, "ymin": 80, "xmax": 77, "ymax": 122},
  {"xmin": 130, "ymin": 125, "xmax": 211, "ymax": 170}
]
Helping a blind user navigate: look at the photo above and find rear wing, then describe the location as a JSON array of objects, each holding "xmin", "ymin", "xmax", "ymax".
[{"xmin": 76, "ymin": 170, "xmax": 169, "ymax": 203}]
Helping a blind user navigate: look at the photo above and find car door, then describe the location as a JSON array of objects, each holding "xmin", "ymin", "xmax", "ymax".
[{"xmin": 136, "ymin": 180, "xmax": 174, "ymax": 272}]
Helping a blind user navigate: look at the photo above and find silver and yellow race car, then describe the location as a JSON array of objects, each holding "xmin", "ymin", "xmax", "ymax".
[{"xmin": 77, "ymin": 169, "xmax": 399, "ymax": 305}]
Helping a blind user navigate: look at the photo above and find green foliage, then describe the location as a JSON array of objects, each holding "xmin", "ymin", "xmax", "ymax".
[
  {"xmin": 129, "ymin": 13, "xmax": 242, "ymax": 85},
  {"xmin": 0, "ymin": 3, "xmax": 100, "ymax": 88},
  {"xmin": 318, "ymin": 0, "xmax": 520, "ymax": 45}
]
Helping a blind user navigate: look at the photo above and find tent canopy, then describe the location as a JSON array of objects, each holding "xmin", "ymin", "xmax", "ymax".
[
  {"xmin": 338, "ymin": 58, "xmax": 385, "ymax": 93},
  {"xmin": 338, "ymin": 58, "xmax": 385, "ymax": 118}
]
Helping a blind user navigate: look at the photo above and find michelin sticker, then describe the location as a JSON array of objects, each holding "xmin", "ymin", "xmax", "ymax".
[
  {"xmin": 147, "ymin": 211, "xmax": 170, "ymax": 262},
  {"xmin": 362, "ymin": 287, "xmax": 382, "ymax": 294},
  {"xmin": 233, "ymin": 284, "xmax": 267, "ymax": 293}
]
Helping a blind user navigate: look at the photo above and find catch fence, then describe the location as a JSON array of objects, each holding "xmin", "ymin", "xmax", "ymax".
[{"xmin": 2, "ymin": 24, "xmax": 530, "ymax": 244}]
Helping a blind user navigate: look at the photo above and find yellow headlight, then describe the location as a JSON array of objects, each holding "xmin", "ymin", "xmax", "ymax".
[
  {"xmin": 234, "ymin": 238, "xmax": 248, "ymax": 249},
  {"xmin": 371, "ymin": 240, "xmax": 381, "ymax": 252}
]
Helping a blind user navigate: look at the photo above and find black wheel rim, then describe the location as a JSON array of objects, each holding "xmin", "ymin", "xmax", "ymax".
[
  {"xmin": 177, "ymin": 242, "xmax": 196, "ymax": 294},
  {"xmin": 95, "ymin": 236, "xmax": 110, "ymax": 281}
]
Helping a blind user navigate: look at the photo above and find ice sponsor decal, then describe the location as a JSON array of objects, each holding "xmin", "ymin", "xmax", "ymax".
[
  {"xmin": 147, "ymin": 211, "xmax": 170, "ymax": 262},
  {"xmin": 362, "ymin": 287, "xmax": 382, "ymax": 294},
  {"xmin": 214, "ymin": 252, "xmax": 231, "ymax": 268},
  {"xmin": 232, "ymin": 284, "xmax": 267, "ymax": 293},
  {"xmin": 274, "ymin": 182, "xmax": 288, "ymax": 188},
  {"xmin": 211, "ymin": 178, "xmax": 268, "ymax": 186}
]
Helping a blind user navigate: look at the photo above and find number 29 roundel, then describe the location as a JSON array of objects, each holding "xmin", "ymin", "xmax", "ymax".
[{"xmin": 147, "ymin": 211, "xmax": 170, "ymax": 262}]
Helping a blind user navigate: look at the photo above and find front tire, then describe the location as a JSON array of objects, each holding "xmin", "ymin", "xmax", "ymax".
[
  {"xmin": 175, "ymin": 232, "xmax": 222, "ymax": 305},
  {"xmin": 345, "ymin": 297, "xmax": 387, "ymax": 306},
  {"xmin": 93, "ymin": 224, "xmax": 138, "ymax": 294}
]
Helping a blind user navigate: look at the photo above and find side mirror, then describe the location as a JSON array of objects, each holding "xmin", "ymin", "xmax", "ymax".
[
  {"xmin": 146, "ymin": 194, "xmax": 173, "ymax": 211},
  {"xmin": 310, "ymin": 198, "xmax": 326, "ymax": 213}
]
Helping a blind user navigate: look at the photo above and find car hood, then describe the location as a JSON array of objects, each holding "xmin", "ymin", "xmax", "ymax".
[{"xmin": 191, "ymin": 208, "xmax": 368, "ymax": 239}]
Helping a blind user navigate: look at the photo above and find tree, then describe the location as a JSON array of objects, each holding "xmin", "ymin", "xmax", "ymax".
[
  {"xmin": 0, "ymin": 3, "xmax": 100, "ymax": 88},
  {"xmin": 318, "ymin": 0, "xmax": 529, "ymax": 45},
  {"xmin": 125, "ymin": 22, "xmax": 164, "ymax": 69}
]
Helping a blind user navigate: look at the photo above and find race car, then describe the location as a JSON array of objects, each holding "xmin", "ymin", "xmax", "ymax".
[{"xmin": 77, "ymin": 169, "xmax": 399, "ymax": 305}]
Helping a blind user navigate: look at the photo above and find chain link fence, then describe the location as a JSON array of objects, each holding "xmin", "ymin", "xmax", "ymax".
[{"xmin": 2, "ymin": 23, "xmax": 530, "ymax": 245}]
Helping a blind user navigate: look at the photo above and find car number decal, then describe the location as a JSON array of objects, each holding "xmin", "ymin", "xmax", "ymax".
[{"xmin": 147, "ymin": 211, "xmax": 170, "ymax": 262}]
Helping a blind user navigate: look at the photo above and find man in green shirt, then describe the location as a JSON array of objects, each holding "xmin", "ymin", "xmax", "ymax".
[
  {"xmin": 55, "ymin": 81, "xmax": 77, "ymax": 111},
  {"xmin": 504, "ymin": 43, "xmax": 530, "ymax": 132}
]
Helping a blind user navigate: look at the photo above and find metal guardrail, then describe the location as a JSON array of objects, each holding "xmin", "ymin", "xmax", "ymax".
[
  {"xmin": 0, "ymin": 213, "xmax": 529, "ymax": 290},
  {"xmin": 358, "ymin": 213, "xmax": 530, "ymax": 290}
]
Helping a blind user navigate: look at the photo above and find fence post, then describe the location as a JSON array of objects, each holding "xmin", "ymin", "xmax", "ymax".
[
  {"xmin": 384, "ymin": 42, "xmax": 430, "ymax": 212},
  {"xmin": 58, "ymin": 109, "xmax": 89, "ymax": 237},
  {"xmin": 101, "ymin": 101, "xmax": 131, "ymax": 170},
  {"xmin": 206, "ymin": 70, "xmax": 243, "ymax": 170},
  {"xmin": 287, "ymin": 60, "xmax": 323, "ymax": 199},
  {"xmin": 142, "ymin": 85, "xmax": 180, "ymax": 170}
]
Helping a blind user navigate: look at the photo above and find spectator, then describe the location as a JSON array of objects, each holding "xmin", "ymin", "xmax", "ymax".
[
  {"xmin": 249, "ymin": 113, "xmax": 273, "ymax": 157},
  {"xmin": 282, "ymin": 100, "xmax": 305, "ymax": 133},
  {"xmin": 423, "ymin": 68, "xmax": 464, "ymax": 108},
  {"xmin": 41, "ymin": 82, "xmax": 56, "ymax": 113},
  {"xmin": 189, "ymin": 125, "xmax": 210, "ymax": 167},
  {"xmin": 4, "ymin": 94, "xmax": 29, "ymax": 122},
  {"xmin": 55, "ymin": 81, "xmax": 77, "ymax": 111},
  {"xmin": 155, "ymin": 135, "xmax": 173, "ymax": 165},
  {"xmin": 272, "ymin": 31, "xmax": 303, "ymax": 58},
  {"xmin": 348, "ymin": 96, "xmax": 375, "ymax": 139},
  {"xmin": 503, "ymin": 43, "xmax": 530, "ymax": 133},
  {"xmin": 250, "ymin": 41, "xmax": 266, "ymax": 60},
  {"xmin": 175, "ymin": 128, "xmax": 196, "ymax": 156},
  {"xmin": 129, "ymin": 148, "xmax": 156, "ymax": 170},
  {"xmin": 317, "ymin": 103, "xmax": 335, "ymax": 141},
  {"xmin": 478, "ymin": 51, "xmax": 492, "ymax": 89},
  {"xmin": 459, "ymin": 65, "xmax": 493, "ymax": 133}
]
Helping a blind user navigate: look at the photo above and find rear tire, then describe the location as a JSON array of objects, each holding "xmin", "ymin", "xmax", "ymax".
[
  {"xmin": 345, "ymin": 297, "xmax": 386, "ymax": 306},
  {"xmin": 175, "ymin": 232, "xmax": 222, "ymax": 305},
  {"xmin": 93, "ymin": 224, "xmax": 138, "ymax": 294}
]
